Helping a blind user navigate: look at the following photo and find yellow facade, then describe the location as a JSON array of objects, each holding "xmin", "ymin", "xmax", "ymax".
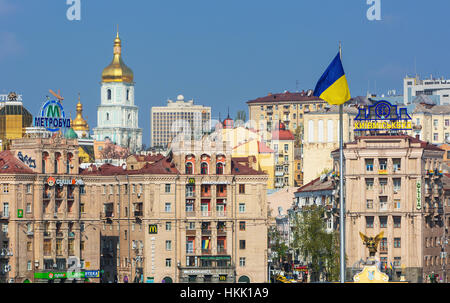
[{"xmin": 0, "ymin": 102, "xmax": 33, "ymax": 150}]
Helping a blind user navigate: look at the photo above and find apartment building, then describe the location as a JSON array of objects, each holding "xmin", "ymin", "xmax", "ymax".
[
  {"xmin": 247, "ymin": 90, "xmax": 326, "ymax": 133},
  {"xmin": 0, "ymin": 136, "xmax": 100, "ymax": 283},
  {"xmin": 332, "ymin": 135, "xmax": 444, "ymax": 282},
  {"xmin": 303, "ymin": 105, "xmax": 357, "ymax": 184},
  {"xmin": 80, "ymin": 136, "xmax": 269, "ymax": 283},
  {"xmin": 411, "ymin": 103, "xmax": 450, "ymax": 144}
]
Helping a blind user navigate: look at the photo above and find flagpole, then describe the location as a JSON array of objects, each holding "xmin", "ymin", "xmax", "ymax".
[{"xmin": 339, "ymin": 42, "xmax": 346, "ymax": 283}]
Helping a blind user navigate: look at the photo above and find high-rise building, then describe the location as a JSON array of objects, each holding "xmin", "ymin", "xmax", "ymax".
[
  {"xmin": 93, "ymin": 31, "xmax": 142, "ymax": 153},
  {"xmin": 0, "ymin": 92, "xmax": 32, "ymax": 151},
  {"xmin": 151, "ymin": 95, "xmax": 211, "ymax": 148},
  {"xmin": 404, "ymin": 75, "xmax": 450, "ymax": 105}
]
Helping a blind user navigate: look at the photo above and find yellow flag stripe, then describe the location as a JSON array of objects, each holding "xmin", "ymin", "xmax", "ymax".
[{"xmin": 319, "ymin": 75, "xmax": 351, "ymax": 105}]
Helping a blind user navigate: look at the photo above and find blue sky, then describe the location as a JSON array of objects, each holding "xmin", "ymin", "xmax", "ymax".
[{"xmin": 1, "ymin": 0, "xmax": 450, "ymax": 146}]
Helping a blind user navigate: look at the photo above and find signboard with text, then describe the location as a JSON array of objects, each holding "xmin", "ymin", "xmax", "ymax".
[{"xmin": 354, "ymin": 100, "xmax": 412, "ymax": 131}]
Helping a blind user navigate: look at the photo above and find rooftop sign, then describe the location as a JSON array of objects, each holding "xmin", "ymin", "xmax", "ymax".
[
  {"xmin": 354, "ymin": 100, "xmax": 412, "ymax": 131},
  {"xmin": 34, "ymin": 99, "xmax": 71, "ymax": 132}
]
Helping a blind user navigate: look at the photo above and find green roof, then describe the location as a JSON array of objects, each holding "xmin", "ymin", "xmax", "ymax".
[{"xmin": 64, "ymin": 128, "xmax": 78, "ymax": 139}]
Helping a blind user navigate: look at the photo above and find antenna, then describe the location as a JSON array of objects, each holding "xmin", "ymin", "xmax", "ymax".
[{"xmin": 296, "ymin": 80, "xmax": 299, "ymax": 92}]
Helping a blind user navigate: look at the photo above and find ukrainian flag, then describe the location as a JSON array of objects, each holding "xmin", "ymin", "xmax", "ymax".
[{"xmin": 314, "ymin": 52, "xmax": 351, "ymax": 105}]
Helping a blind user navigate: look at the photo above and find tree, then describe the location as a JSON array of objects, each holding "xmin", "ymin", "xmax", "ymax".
[
  {"xmin": 268, "ymin": 225, "xmax": 289, "ymax": 269},
  {"xmin": 294, "ymin": 124, "xmax": 303, "ymax": 148},
  {"xmin": 291, "ymin": 206, "xmax": 340, "ymax": 282},
  {"xmin": 235, "ymin": 110, "xmax": 247, "ymax": 126}
]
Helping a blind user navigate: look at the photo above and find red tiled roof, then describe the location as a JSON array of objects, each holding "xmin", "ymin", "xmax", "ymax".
[
  {"xmin": 258, "ymin": 141, "xmax": 275, "ymax": 153},
  {"xmin": 247, "ymin": 91, "xmax": 322, "ymax": 104},
  {"xmin": 80, "ymin": 157, "xmax": 180, "ymax": 176},
  {"xmin": 296, "ymin": 176, "xmax": 334, "ymax": 193},
  {"xmin": 231, "ymin": 158, "xmax": 266, "ymax": 175},
  {"xmin": 272, "ymin": 129, "xmax": 294, "ymax": 141},
  {"xmin": 0, "ymin": 151, "xmax": 35, "ymax": 174}
]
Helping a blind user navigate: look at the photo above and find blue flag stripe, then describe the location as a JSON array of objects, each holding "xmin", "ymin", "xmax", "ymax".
[{"xmin": 313, "ymin": 53, "xmax": 346, "ymax": 97}]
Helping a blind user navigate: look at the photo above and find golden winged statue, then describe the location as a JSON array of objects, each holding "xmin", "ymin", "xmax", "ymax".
[{"xmin": 359, "ymin": 231, "xmax": 384, "ymax": 257}]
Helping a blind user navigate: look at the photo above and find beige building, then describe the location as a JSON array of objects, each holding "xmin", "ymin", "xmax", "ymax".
[
  {"xmin": 303, "ymin": 106, "xmax": 357, "ymax": 184},
  {"xmin": 411, "ymin": 103, "xmax": 450, "ymax": 144},
  {"xmin": 80, "ymin": 135, "xmax": 269, "ymax": 283},
  {"xmin": 332, "ymin": 135, "xmax": 444, "ymax": 282},
  {"xmin": 0, "ymin": 136, "xmax": 100, "ymax": 283},
  {"xmin": 247, "ymin": 90, "xmax": 326, "ymax": 133}
]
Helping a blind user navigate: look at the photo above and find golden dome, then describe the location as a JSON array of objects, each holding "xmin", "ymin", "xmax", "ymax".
[
  {"xmin": 72, "ymin": 95, "xmax": 89, "ymax": 132},
  {"xmin": 101, "ymin": 31, "xmax": 134, "ymax": 83}
]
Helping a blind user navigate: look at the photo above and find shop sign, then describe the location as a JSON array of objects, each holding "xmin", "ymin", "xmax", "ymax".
[
  {"xmin": 354, "ymin": 100, "xmax": 412, "ymax": 131},
  {"xmin": 17, "ymin": 209, "xmax": 23, "ymax": 218},
  {"xmin": 46, "ymin": 176, "xmax": 84, "ymax": 186},
  {"xmin": 149, "ymin": 224, "xmax": 158, "ymax": 234},
  {"xmin": 188, "ymin": 178, "xmax": 195, "ymax": 185},
  {"xmin": 84, "ymin": 270, "xmax": 100, "ymax": 278},
  {"xmin": 416, "ymin": 180, "xmax": 422, "ymax": 210}
]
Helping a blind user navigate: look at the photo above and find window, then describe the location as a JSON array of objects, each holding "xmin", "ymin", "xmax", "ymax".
[
  {"xmin": 365, "ymin": 159, "xmax": 374, "ymax": 171},
  {"xmin": 393, "ymin": 159, "xmax": 401, "ymax": 171},
  {"xmin": 393, "ymin": 216, "xmax": 401, "ymax": 228},
  {"xmin": 446, "ymin": 120, "xmax": 450, "ymax": 127},
  {"xmin": 239, "ymin": 240, "xmax": 246, "ymax": 249},
  {"xmin": 239, "ymin": 184, "xmax": 245, "ymax": 194},
  {"xmin": 185, "ymin": 200, "xmax": 194, "ymax": 212},
  {"xmin": 434, "ymin": 119, "xmax": 438, "ymax": 127},
  {"xmin": 394, "ymin": 238, "xmax": 401, "ymax": 248},
  {"xmin": 27, "ymin": 241, "xmax": 32, "ymax": 252},
  {"xmin": 379, "ymin": 216, "xmax": 388, "ymax": 228},
  {"xmin": 393, "ymin": 178, "xmax": 401, "ymax": 192},
  {"xmin": 107, "ymin": 89, "xmax": 112, "ymax": 100},
  {"xmin": 26, "ymin": 203, "xmax": 31, "ymax": 213},
  {"xmin": 394, "ymin": 199, "xmax": 401, "ymax": 209},
  {"xmin": 165, "ymin": 203, "xmax": 171, "ymax": 212},
  {"xmin": 239, "ymin": 221, "xmax": 246, "ymax": 231},
  {"xmin": 379, "ymin": 196, "xmax": 388, "ymax": 211},
  {"xmin": 200, "ymin": 162, "xmax": 208, "ymax": 175},
  {"xmin": 380, "ymin": 238, "xmax": 387, "ymax": 252},
  {"xmin": 239, "ymin": 203, "xmax": 245, "ymax": 213},
  {"xmin": 434, "ymin": 133, "xmax": 438, "ymax": 141},
  {"xmin": 366, "ymin": 199, "xmax": 373, "ymax": 209},
  {"xmin": 393, "ymin": 257, "xmax": 401, "ymax": 267},
  {"xmin": 379, "ymin": 158, "xmax": 387, "ymax": 170},
  {"xmin": 3, "ymin": 184, "xmax": 9, "ymax": 193},
  {"xmin": 166, "ymin": 222, "xmax": 172, "ymax": 231},
  {"xmin": 366, "ymin": 216, "xmax": 374, "ymax": 228},
  {"xmin": 365, "ymin": 179, "xmax": 374, "ymax": 190},
  {"xmin": 26, "ymin": 184, "xmax": 32, "ymax": 194},
  {"xmin": 165, "ymin": 184, "xmax": 171, "ymax": 193},
  {"xmin": 124, "ymin": 230, "xmax": 127, "ymax": 240},
  {"xmin": 239, "ymin": 257, "xmax": 246, "ymax": 267},
  {"xmin": 216, "ymin": 163, "xmax": 224, "ymax": 175},
  {"xmin": 166, "ymin": 240, "xmax": 172, "ymax": 251},
  {"xmin": 2, "ymin": 202, "xmax": 9, "ymax": 217},
  {"xmin": 166, "ymin": 259, "xmax": 172, "ymax": 267},
  {"xmin": 27, "ymin": 261, "xmax": 32, "ymax": 271},
  {"xmin": 106, "ymin": 113, "xmax": 110, "ymax": 121}
]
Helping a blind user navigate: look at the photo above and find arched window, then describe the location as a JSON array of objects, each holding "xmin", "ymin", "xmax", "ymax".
[
  {"xmin": 201, "ymin": 162, "xmax": 208, "ymax": 175},
  {"xmin": 106, "ymin": 113, "xmax": 110, "ymax": 121},
  {"xmin": 308, "ymin": 120, "xmax": 314, "ymax": 143},
  {"xmin": 238, "ymin": 276, "xmax": 250, "ymax": 283},
  {"xmin": 318, "ymin": 120, "xmax": 324, "ymax": 142},
  {"xmin": 216, "ymin": 162, "xmax": 224, "ymax": 175},
  {"xmin": 126, "ymin": 89, "xmax": 130, "ymax": 101},
  {"xmin": 185, "ymin": 162, "xmax": 193, "ymax": 174},
  {"xmin": 107, "ymin": 89, "xmax": 112, "ymax": 100}
]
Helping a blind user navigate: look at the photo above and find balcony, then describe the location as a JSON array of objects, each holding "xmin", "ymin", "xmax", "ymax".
[
  {"xmin": 134, "ymin": 210, "xmax": 143, "ymax": 217},
  {"xmin": 56, "ymin": 231, "xmax": 64, "ymax": 238},
  {"xmin": 201, "ymin": 229, "xmax": 212, "ymax": 236},
  {"xmin": 186, "ymin": 211, "xmax": 196, "ymax": 217},
  {"xmin": 216, "ymin": 211, "xmax": 227, "ymax": 218},
  {"xmin": 44, "ymin": 231, "xmax": 51, "ymax": 238},
  {"xmin": 201, "ymin": 249, "xmax": 212, "ymax": 255},
  {"xmin": 186, "ymin": 229, "xmax": 196, "ymax": 236},
  {"xmin": 201, "ymin": 211, "xmax": 211, "ymax": 217},
  {"xmin": 0, "ymin": 211, "xmax": 9, "ymax": 219},
  {"xmin": 275, "ymin": 171, "xmax": 285, "ymax": 177},
  {"xmin": 68, "ymin": 232, "xmax": 75, "ymax": 238},
  {"xmin": 186, "ymin": 191, "xmax": 195, "ymax": 198},
  {"xmin": 43, "ymin": 193, "xmax": 51, "ymax": 200},
  {"xmin": 217, "ymin": 248, "xmax": 227, "ymax": 255},
  {"xmin": 217, "ymin": 229, "xmax": 227, "ymax": 236}
]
